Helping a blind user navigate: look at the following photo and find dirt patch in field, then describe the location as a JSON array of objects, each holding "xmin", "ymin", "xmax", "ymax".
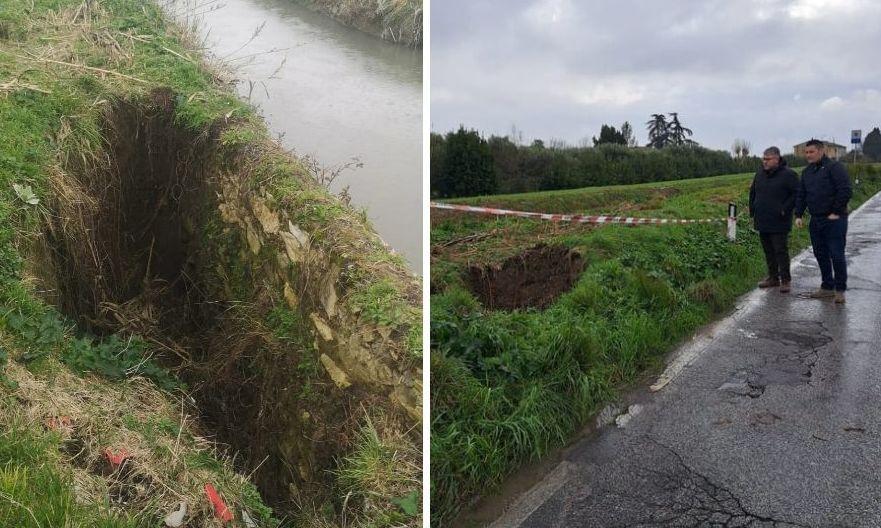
[
  {"xmin": 467, "ymin": 244, "xmax": 584, "ymax": 310},
  {"xmin": 655, "ymin": 187, "xmax": 681, "ymax": 198}
]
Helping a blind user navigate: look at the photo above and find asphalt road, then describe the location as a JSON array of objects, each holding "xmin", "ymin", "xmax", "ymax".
[{"xmin": 498, "ymin": 191, "xmax": 881, "ymax": 528}]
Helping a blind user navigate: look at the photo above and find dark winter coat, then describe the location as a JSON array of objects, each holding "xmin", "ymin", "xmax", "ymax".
[
  {"xmin": 749, "ymin": 159, "xmax": 799, "ymax": 233},
  {"xmin": 794, "ymin": 155, "xmax": 852, "ymax": 218}
]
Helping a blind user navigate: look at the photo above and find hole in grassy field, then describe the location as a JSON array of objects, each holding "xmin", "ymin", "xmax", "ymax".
[
  {"xmin": 466, "ymin": 244, "xmax": 584, "ymax": 310},
  {"xmin": 60, "ymin": 432, "xmax": 90, "ymax": 470},
  {"xmin": 36, "ymin": 88, "xmax": 307, "ymax": 515},
  {"xmin": 106, "ymin": 462, "xmax": 156, "ymax": 506}
]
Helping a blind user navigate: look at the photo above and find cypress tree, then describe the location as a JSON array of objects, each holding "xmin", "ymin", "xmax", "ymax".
[
  {"xmin": 438, "ymin": 127, "xmax": 496, "ymax": 198},
  {"xmin": 864, "ymin": 127, "xmax": 881, "ymax": 161}
]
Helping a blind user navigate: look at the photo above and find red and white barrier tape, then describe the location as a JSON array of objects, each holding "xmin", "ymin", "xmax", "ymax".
[{"xmin": 430, "ymin": 202, "xmax": 726, "ymax": 225}]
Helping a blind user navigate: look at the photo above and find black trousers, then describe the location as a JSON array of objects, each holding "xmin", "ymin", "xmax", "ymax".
[{"xmin": 760, "ymin": 232, "xmax": 791, "ymax": 282}]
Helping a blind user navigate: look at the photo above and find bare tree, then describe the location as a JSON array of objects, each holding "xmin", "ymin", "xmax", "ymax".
[
  {"xmin": 548, "ymin": 137, "xmax": 569, "ymax": 150},
  {"xmin": 509, "ymin": 124, "xmax": 524, "ymax": 146},
  {"xmin": 622, "ymin": 121, "xmax": 638, "ymax": 147},
  {"xmin": 732, "ymin": 138, "xmax": 752, "ymax": 159}
]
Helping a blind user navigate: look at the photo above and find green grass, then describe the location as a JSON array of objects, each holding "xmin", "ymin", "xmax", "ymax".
[
  {"xmin": 1, "ymin": 1, "xmax": 421, "ymax": 526},
  {"xmin": 437, "ymin": 171, "xmax": 772, "ymax": 240},
  {"xmin": 430, "ymin": 164, "xmax": 881, "ymax": 525},
  {"xmin": 335, "ymin": 414, "xmax": 422, "ymax": 527},
  {"xmin": 0, "ymin": 405, "xmax": 137, "ymax": 528},
  {"xmin": 0, "ymin": 0, "xmax": 281, "ymax": 524},
  {"xmin": 351, "ymin": 279, "xmax": 404, "ymax": 325}
]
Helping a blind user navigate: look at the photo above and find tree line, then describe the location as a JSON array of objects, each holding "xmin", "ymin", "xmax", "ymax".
[
  {"xmin": 863, "ymin": 127, "xmax": 881, "ymax": 160},
  {"xmin": 431, "ymin": 121, "xmax": 796, "ymax": 199}
]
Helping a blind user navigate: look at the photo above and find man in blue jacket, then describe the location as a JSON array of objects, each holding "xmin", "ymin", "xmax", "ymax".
[
  {"xmin": 794, "ymin": 139, "xmax": 853, "ymax": 303},
  {"xmin": 749, "ymin": 146, "xmax": 799, "ymax": 293}
]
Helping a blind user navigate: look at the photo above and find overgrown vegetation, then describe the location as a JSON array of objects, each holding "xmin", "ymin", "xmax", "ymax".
[
  {"xmin": 4, "ymin": 308, "xmax": 179, "ymax": 390},
  {"xmin": 1, "ymin": 0, "xmax": 420, "ymax": 526},
  {"xmin": 300, "ymin": 0, "xmax": 422, "ymax": 47},
  {"xmin": 335, "ymin": 413, "xmax": 422, "ymax": 526},
  {"xmin": 0, "ymin": 325, "xmax": 277, "ymax": 527},
  {"xmin": 430, "ymin": 127, "xmax": 802, "ymax": 198},
  {"xmin": 0, "ymin": 409, "xmax": 136, "ymax": 527},
  {"xmin": 429, "ymin": 164, "xmax": 881, "ymax": 525}
]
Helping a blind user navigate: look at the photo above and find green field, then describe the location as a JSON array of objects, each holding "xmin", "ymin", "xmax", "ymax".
[{"xmin": 430, "ymin": 165, "xmax": 881, "ymax": 526}]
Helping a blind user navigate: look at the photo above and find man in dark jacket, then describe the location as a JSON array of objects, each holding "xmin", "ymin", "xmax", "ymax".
[
  {"xmin": 749, "ymin": 146, "xmax": 799, "ymax": 292},
  {"xmin": 794, "ymin": 139, "xmax": 853, "ymax": 303}
]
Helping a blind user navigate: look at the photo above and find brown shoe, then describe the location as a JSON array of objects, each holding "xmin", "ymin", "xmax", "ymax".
[
  {"xmin": 808, "ymin": 288, "xmax": 835, "ymax": 299},
  {"xmin": 779, "ymin": 280, "xmax": 791, "ymax": 293},
  {"xmin": 758, "ymin": 277, "xmax": 780, "ymax": 288},
  {"xmin": 834, "ymin": 291, "xmax": 846, "ymax": 304}
]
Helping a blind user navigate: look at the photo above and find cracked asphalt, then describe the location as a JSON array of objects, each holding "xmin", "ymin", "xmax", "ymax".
[{"xmin": 503, "ymin": 192, "xmax": 881, "ymax": 528}]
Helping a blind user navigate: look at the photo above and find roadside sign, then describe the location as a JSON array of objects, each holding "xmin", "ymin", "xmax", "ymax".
[{"xmin": 852, "ymin": 129, "xmax": 862, "ymax": 144}]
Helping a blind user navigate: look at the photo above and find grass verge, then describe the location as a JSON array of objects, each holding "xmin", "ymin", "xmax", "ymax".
[{"xmin": 430, "ymin": 164, "xmax": 881, "ymax": 525}]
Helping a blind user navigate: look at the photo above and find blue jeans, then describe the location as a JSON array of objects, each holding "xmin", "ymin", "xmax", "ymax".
[{"xmin": 809, "ymin": 215, "xmax": 848, "ymax": 291}]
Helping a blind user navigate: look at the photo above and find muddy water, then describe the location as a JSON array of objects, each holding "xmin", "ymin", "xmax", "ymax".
[{"xmin": 164, "ymin": 0, "xmax": 422, "ymax": 271}]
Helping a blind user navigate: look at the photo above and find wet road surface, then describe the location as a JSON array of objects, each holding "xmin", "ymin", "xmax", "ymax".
[{"xmin": 500, "ymin": 191, "xmax": 881, "ymax": 527}]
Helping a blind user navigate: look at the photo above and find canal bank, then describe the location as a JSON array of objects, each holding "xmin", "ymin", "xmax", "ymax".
[
  {"xmin": 297, "ymin": 0, "xmax": 422, "ymax": 47},
  {"xmin": 0, "ymin": 0, "xmax": 421, "ymax": 526},
  {"xmin": 165, "ymin": 0, "xmax": 423, "ymax": 272}
]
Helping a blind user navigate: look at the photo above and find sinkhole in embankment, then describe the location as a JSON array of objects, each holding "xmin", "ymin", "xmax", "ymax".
[
  {"xmin": 45, "ymin": 88, "xmax": 216, "ymax": 341},
  {"xmin": 33, "ymin": 88, "xmax": 342, "ymax": 513},
  {"xmin": 467, "ymin": 244, "xmax": 585, "ymax": 310}
]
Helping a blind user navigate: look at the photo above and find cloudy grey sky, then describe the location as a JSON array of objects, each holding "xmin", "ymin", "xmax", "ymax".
[{"xmin": 431, "ymin": 0, "xmax": 881, "ymax": 153}]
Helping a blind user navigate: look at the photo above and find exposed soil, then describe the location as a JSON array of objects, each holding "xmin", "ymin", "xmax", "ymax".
[
  {"xmin": 36, "ymin": 88, "xmax": 340, "ymax": 516},
  {"xmin": 45, "ymin": 87, "xmax": 216, "ymax": 339},
  {"xmin": 466, "ymin": 244, "xmax": 584, "ymax": 310}
]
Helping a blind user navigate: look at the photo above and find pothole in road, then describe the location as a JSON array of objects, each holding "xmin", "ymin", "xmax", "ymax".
[
  {"xmin": 719, "ymin": 351, "xmax": 818, "ymax": 397},
  {"xmin": 751, "ymin": 324, "xmax": 832, "ymax": 350},
  {"xmin": 718, "ymin": 370, "xmax": 766, "ymax": 398},
  {"xmin": 466, "ymin": 244, "xmax": 584, "ymax": 310},
  {"xmin": 720, "ymin": 322, "xmax": 830, "ymax": 398}
]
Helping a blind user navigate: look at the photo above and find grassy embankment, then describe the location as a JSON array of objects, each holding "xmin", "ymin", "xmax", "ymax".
[
  {"xmin": 1, "ymin": 0, "xmax": 420, "ymax": 526},
  {"xmin": 430, "ymin": 165, "xmax": 881, "ymax": 525},
  {"xmin": 299, "ymin": 0, "xmax": 422, "ymax": 47}
]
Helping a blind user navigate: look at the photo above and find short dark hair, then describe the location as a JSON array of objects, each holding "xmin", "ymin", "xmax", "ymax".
[
  {"xmin": 763, "ymin": 146, "xmax": 781, "ymax": 157},
  {"xmin": 805, "ymin": 139, "xmax": 825, "ymax": 149}
]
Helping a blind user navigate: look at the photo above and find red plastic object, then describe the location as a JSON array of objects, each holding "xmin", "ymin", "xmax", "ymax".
[
  {"xmin": 204, "ymin": 483, "xmax": 233, "ymax": 522},
  {"xmin": 46, "ymin": 416, "xmax": 72, "ymax": 431},
  {"xmin": 103, "ymin": 448, "xmax": 130, "ymax": 467}
]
